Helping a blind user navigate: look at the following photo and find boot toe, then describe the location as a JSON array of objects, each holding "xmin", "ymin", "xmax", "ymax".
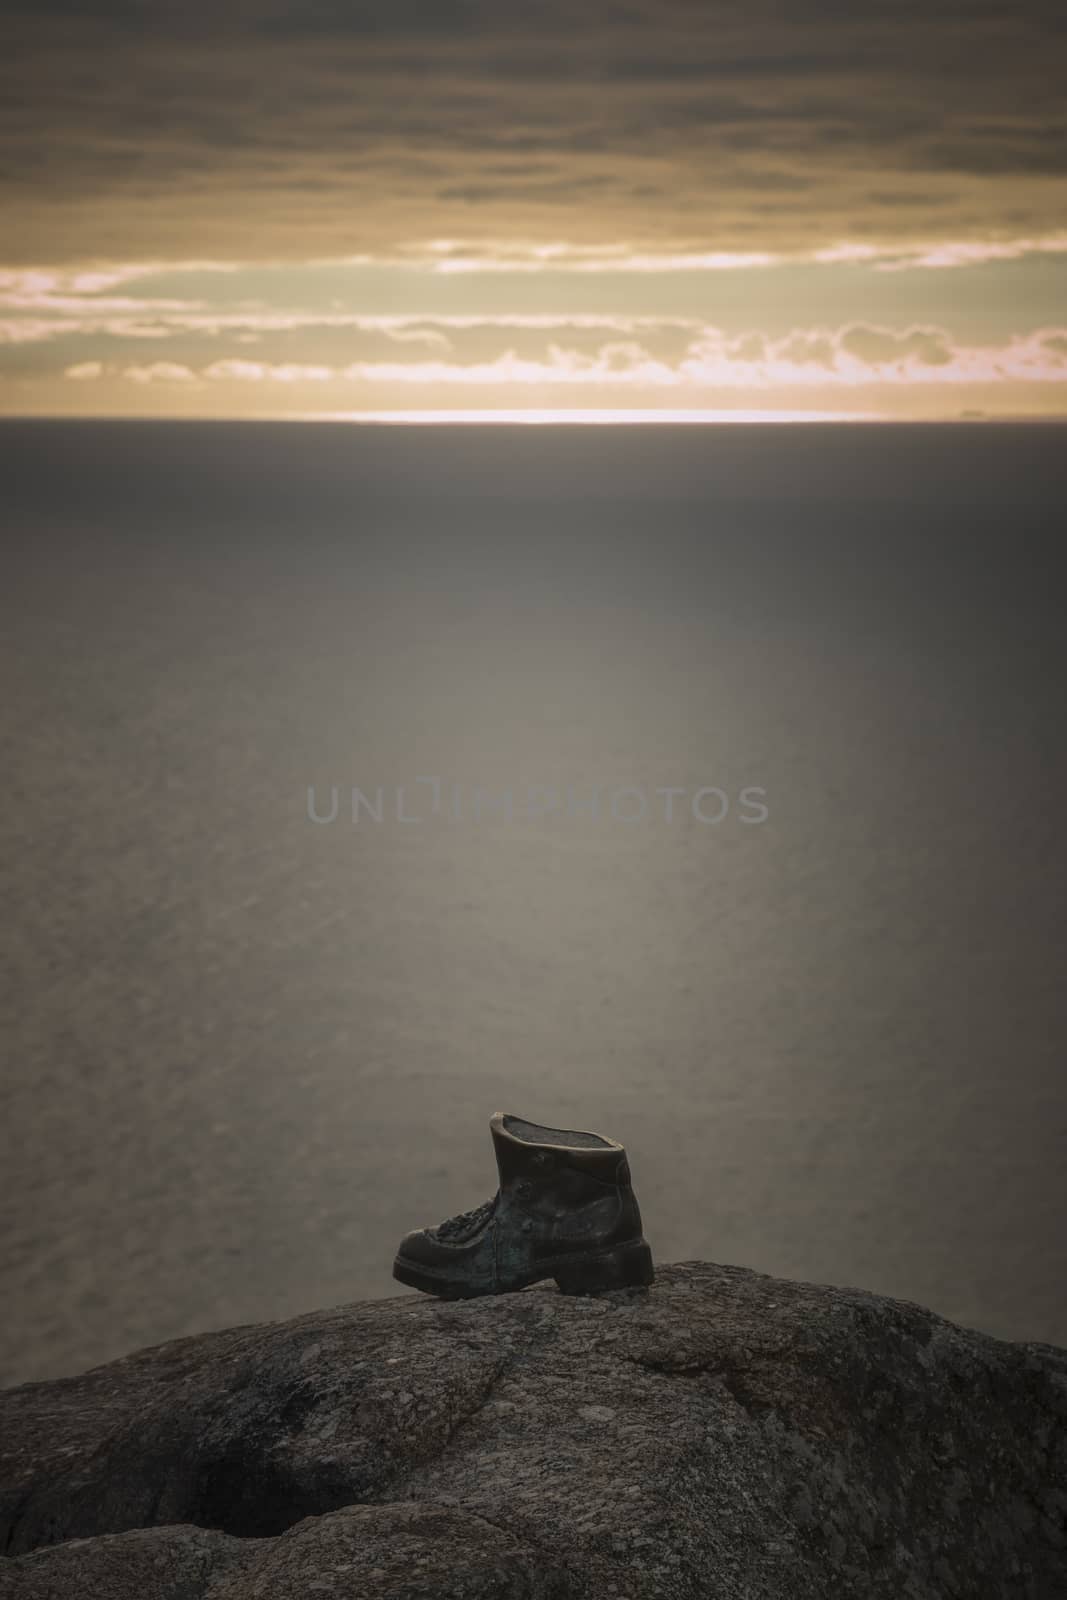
[{"xmin": 395, "ymin": 1227, "xmax": 442, "ymax": 1267}]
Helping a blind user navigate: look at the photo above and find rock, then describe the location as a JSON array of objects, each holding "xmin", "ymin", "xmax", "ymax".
[
  {"xmin": 1, "ymin": 1262, "xmax": 1065, "ymax": 1598},
  {"xmin": 0, "ymin": 1525, "xmax": 261, "ymax": 1600},
  {"xmin": 213, "ymin": 1502, "xmax": 575, "ymax": 1599}
]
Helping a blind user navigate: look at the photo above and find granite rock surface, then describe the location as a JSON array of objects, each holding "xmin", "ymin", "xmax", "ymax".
[{"xmin": 1, "ymin": 1262, "xmax": 1065, "ymax": 1598}]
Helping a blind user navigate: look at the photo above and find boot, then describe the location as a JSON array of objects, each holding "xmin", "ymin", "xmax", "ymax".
[{"xmin": 392, "ymin": 1112, "xmax": 654, "ymax": 1299}]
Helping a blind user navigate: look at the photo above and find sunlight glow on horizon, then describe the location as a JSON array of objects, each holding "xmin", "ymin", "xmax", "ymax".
[{"xmin": 306, "ymin": 408, "xmax": 888, "ymax": 425}]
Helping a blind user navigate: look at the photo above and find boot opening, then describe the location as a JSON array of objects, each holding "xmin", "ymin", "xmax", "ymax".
[{"xmin": 502, "ymin": 1115, "xmax": 614, "ymax": 1149}]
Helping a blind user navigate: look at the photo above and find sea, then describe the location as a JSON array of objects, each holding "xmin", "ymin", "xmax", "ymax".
[{"xmin": 1, "ymin": 417, "xmax": 1064, "ymax": 1385}]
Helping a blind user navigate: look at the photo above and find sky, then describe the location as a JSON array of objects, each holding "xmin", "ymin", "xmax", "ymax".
[{"xmin": 2, "ymin": 0, "xmax": 1065, "ymax": 420}]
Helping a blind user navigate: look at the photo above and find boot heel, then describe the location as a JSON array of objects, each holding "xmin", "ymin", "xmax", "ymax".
[{"xmin": 554, "ymin": 1240, "xmax": 654, "ymax": 1296}]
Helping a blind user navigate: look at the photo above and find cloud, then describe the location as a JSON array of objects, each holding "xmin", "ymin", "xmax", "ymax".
[
  {"xmin": 3, "ymin": 233, "xmax": 1066, "ymax": 364},
  {"xmin": 3, "ymin": 233, "xmax": 1066, "ymax": 359},
  {"xmin": 2, "ymin": 2, "xmax": 1064, "ymax": 262},
  {"xmin": 420, "ymin": 245, "xmax": 780, "ymax": 274},
  {"xmin": 337, "ymin": 327, "xmax": 1067, "ymax": 389},
  {"xmin": 872, "ymin": 235, "xmax": 1067, "ymax": 271},
  {"xmin": 380, "ymin": 327, "xmax": 453, "ymax": 348},
  {"xmin": 340, "ymin": 343, "xmax": 678, "ymax": 388},
  {"xmin": 201, "ymin": 360, "xmax": 333, "ymax": 382},
  {"xmin": 682, "ymin": 325, "xmax": 1067, "ymax": 387},
  {"xmin": 0, "ymin": 264, "xmax": 236, "ymax": 301},
  {"xmin": 60, "ymin": 325, "xmax": 1067, "ymax": 392},
  {"xmin": 1, "ymin": 319, "xmax": 64, "ymax": 345},
  {"xmin": 837, "ymin": 325, "xmax": 953, "ymax": 366},
  {"xmin": 7, "ymin": 245, "xmax": 1060, "ymax": 412},
  {"xmin": 124, "ymin": 362, "xmax": 198, "ymax": 383}
]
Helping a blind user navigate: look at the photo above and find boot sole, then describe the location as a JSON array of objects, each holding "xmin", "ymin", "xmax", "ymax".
[{"xmin": 392, "ymin": 1239, "xmax": 654, "ymax": 1300}]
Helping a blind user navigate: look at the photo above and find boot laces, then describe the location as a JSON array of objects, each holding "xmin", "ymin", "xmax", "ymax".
[{"xmin": 435, "ymin": 1193, "xmax": 497, "ymax": 1241}]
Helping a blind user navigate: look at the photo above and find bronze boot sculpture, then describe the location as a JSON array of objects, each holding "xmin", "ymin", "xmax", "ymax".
[{"xmin": 392, "ymin": 1112, "xmax": 654, "ymax": 1299}]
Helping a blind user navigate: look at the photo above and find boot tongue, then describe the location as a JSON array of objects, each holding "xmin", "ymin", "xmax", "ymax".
[{"xmin": 491, "ymin": 1117, "xmax": 534, "ymax": 1185}]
